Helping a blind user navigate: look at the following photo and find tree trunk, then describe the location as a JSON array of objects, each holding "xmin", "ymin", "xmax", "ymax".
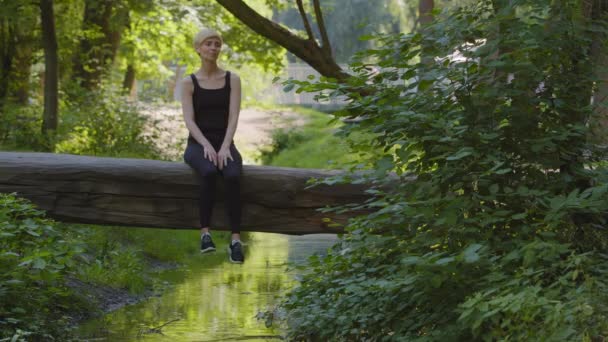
[
  {"xmin": 72, "ymin": 0, "xmax": 128, "ymax": 90},
  {"xmin": 418, "ymin": 0, "xmax": 435, "ymax": 65},
  {"xmin": 0, "ymin": 18, "xmax": 16, "ymax": 108},
  {"xmin": 40, "ymin": 0, "xmax": 59, "ymax": 134},
  {"xmin": 122, "ymin": 63, "xmax": 136, "ymax": 95},
  {"xmin": 588, "ymin": 0, "xmax": 608, "ymax": 143},
  {"xmin": 10, "ymin": 38, "xmax": 34, "ymax": 104},
  {"xmin": 215, "ymin": 0, "xmax": 349, "ymax": 82},
  {"xmin": 419, "ymin": 0, "xmax": 434, "ymax": 26}
]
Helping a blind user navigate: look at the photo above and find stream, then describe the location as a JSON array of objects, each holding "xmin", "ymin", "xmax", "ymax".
[{"xmin": 76, "ymin": 232, "xmax": 338, "ymax": 341}]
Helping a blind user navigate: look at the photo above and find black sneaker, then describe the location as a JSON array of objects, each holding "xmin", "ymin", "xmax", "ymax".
[
  {"xmin": 200, "ymin": 233, "xmax": 216, "ymax": 253},
  {"xmin": 228, "ymin": 241, "xmax": 244, "ymax": 263}
]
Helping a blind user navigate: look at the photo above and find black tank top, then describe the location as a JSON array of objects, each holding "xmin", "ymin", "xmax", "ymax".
[{"xmin": 188, "ymin": 71, "xmax": 231, "ymax": 144}]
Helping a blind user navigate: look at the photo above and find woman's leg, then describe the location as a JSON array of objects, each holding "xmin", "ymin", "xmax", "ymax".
[
  {"xmin": 221, "ymin": 143, "xmax": 243, "ymax": 240},
  {"xmin": 184, "ymin": 142, "xmax": 218, "ymax": 233}
]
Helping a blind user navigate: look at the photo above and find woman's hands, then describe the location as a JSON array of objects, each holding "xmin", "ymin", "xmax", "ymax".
[
  {"xmin": 202, "ymin": 142, "xmax": 233, "ymax": 170},
  {"xmin": 201, "ymin": 141, "xmax": 218, "ymax": 166},
  {"xmin": 216, "ymin": 145, "xmax": 234, "ymax": 170}
]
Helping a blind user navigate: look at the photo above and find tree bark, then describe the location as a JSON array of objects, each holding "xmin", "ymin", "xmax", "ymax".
[
  {"xmin": 418, "ymin": 0, "xmax": 435, "ymax": 65},
  {"xmin": 40, "ymin": 0, "xmax": 59, "ymax": 133},
  {"xmin": 215, "ymin": 0, "xmax": 349, "ymax": 81},
  {"xmin": 418, "ymin": 0, "xmax": 434, "ymax": 26},
  {"xmin": 4, "ymin": 18, "xmax": 36, "ymax": 106},
  {"xmin": 296, "ymin": 0, "xmax": 314, "ymax": 41},
  {"xmin": 588, "ymin": 0, "xmax": 608, "ymax": 143},
  {"xmin": 10, "ymin": 41, "xmax": 33, "ymax": 104},
  {"xmin": 0, "ymin": 152, "xmax": 400, "ymax": 235},
  {"xmin": 0, "ymin": 19, "xmax": 16, "ymax": 107},
  {"xmin": 312, "ymin": 0, "xmax": 332, "ymax": 56}
]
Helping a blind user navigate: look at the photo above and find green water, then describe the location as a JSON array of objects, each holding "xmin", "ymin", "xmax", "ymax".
[{"xmin": 77, "ymin": 233, "xmax": 337, "ymax": 341}]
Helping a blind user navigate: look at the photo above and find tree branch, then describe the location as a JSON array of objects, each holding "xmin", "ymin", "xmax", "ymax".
[
  {"xmin": 215, "ymin": 0, "xmax": 348, "ymax": 81},
  {"xmin": 312, "ymin": 0, "xmax": 332, "ymax": 56},
  {"xmin": 296, "ymin": 0, "xmax": 315, "ymax": 42}
]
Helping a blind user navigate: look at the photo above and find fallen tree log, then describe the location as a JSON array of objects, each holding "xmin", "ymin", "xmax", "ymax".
[{"xmin": 0, "ymin": 152, "xmax": 390, "ymax": 234}]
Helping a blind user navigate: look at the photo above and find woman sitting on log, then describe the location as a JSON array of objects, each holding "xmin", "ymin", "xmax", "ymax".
[{"xmin": 181, "ymin": 28, "xmax": 244, "ymax": 264}]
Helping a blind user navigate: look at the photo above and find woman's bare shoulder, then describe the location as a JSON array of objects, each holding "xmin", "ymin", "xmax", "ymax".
[
  {"xmin": 229, "ymin": 71, "xmax": 241, "ymax": 84},
  {"xmin": 181, "ymin": 75, "xmax": 194, "ymax": 85},
  {"xmin": 180, "ymin": 75, "xmax": 195, "ymax": 92}
]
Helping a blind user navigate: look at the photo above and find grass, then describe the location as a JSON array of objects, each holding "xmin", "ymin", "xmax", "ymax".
[
  {"xmin": 249, "ymin": 104, "xmax": 367, "ymax": 169},
  {"xmin": 56, "ymin": 224, "xmax": 238, "ymax": 295}
]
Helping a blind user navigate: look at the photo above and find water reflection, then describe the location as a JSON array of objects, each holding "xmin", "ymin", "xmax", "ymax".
[{"xmin": 78, "ymin": 233, "xmax": 337, "ymax": 341}]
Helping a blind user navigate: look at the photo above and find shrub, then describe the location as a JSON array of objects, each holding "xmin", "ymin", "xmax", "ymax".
[
  {"xmin": 0, "ymin": 193, "xmax": 86, "ymax": 340},
  {"xmin": 282, "ymin": 0, "xmax": 608, "ymax": 340},
  {"xmin": 55, "ymin": 83, "xmax": 161, "ymax": 159}
]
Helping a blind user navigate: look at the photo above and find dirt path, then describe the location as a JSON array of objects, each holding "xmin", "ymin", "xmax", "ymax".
[{"xmin": 139, "ymin": 104, "xmax": 308, "ymax": 164}]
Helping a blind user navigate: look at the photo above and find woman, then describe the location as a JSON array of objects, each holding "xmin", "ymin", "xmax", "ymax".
[{"xmin": 181, "ymin": 28, "xmax": 244, "ymax": 263}]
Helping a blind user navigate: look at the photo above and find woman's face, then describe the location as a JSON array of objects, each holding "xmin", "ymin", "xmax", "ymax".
[{"xmin": 197, "ymin": 37, "xmax": 222, "ymax": 61}]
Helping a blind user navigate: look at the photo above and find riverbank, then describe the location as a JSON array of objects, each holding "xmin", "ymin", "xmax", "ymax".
[{"xmin": 65, "ymin": 254, "xmax": 178, "ymax": 317}]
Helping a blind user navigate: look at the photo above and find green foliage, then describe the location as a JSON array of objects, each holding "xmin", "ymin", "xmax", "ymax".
[
  {"xmin": 257, "ymin": 127, "xmax": 307, "ymax": 165},
  {"xmin": 282, "ymin": 0, "xmax": 608, "ymax": 340},
  {"xmin": 114, "ymin": 0, "xmax": 285, "ymax": 101},
  {"xmin": 56, "ymin": 83, "xmax": 162, "ymax": 158},
  {"xmin": 0, "ymin": 102, "xmax": 46, "ymax": 150},
  {"xmin": 0, "ymin": 193, "xmax": 86, "ymax": 340},
  {"xmin": 0, "ymin": 83, "xmax": 163, "ymax": 158},
  {"xmin": 0, "ymin": 193, "xmax": 193, "ymax": 340},
  {"xmin": 87, "ymin": 225, "xmax": 230, "ymax": 263}
]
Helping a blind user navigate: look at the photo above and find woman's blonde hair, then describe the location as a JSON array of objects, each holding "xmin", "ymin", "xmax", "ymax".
[{"xmin": 193, "ymin": 28, "xmax": 223, "ymax": 50}]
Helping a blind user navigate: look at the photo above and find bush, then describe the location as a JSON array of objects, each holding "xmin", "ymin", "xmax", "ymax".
[
  {"xmin": 282, "ymin": 0, "xmax": 608, "ymax": 340},
  {"xmin": 0, "ymin": 82, "xmax": 163, "ymax": 159},
  {"xmin": 0, "ymin": 102, "xmax": 47, "ymax": 150},
  {"xmin": 55, "ymin": 83, "xmax": 162, "ymax": 159},
  {"xmin": 0, "ymin": 193, "xmax": 86, "ymax": 340},
  {"xmin": 257, "ymin": 127, "xmax": 307, "ymax": 165}
]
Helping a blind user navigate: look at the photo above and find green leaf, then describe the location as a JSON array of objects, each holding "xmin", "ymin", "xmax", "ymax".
[
  {"xmin": 463, "ymin": 244, "xmax": 482, "ymax": 263},
  {"xmin": 32, "ymin": 258, "xmax": 47, "ymax": 270},
  {"xmin": 495, "ymin": 168, "xmax": 512, "ymax": 175},
  {"xmin": 447, "ymin": 148, "xmax": 474, "ymax": 161},
  {"xmin": 418, "ymin": 79, "xmax": 434, "ymax": 91},
  {"xmin": 436, "ymin": 256, "xmax": 455, "ymax": 265},
  {"xmin": 283, "ymin": 83, "xmax": 295, "ymax": 92},
  {"xmin": 4, "ymin": 279, "xmax": 23, "ymax": 285},
  {"xmin": 512, "ymin": 212, "xmax": 527, "ymax": 220}
]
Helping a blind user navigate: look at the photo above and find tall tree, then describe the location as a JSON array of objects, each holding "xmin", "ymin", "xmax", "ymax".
[
  {"xmin": 0, "ymin": 2, "xmax": 37, "ymax": 107},
  {"xmin": 10, "ymin": 34, "xmax": 35, "ymax": 104},
  {"xmin": 40, "ymin": 0, "xmax": 58, "ymax": 134},
  {"xmin": 0, "ymin": 17, "xmax": 16, "ymax": 107},
  {"xmin": 72, "ymin": 0, "xmax": 130, "ymax": 90}
]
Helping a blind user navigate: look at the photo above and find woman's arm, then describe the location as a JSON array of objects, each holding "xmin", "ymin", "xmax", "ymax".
[
  {"xmin": 181, "ymin": 77, "xmax": 211, "ymax": 147},
  {"xmin": 221, "ymin": 72, "xmax": 241, "ymax": 150}
]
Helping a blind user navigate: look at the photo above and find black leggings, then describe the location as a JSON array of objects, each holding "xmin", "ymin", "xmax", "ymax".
[{"xmin": 184, "ymin": 139, "xmax": 242, "ymax": 234}]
